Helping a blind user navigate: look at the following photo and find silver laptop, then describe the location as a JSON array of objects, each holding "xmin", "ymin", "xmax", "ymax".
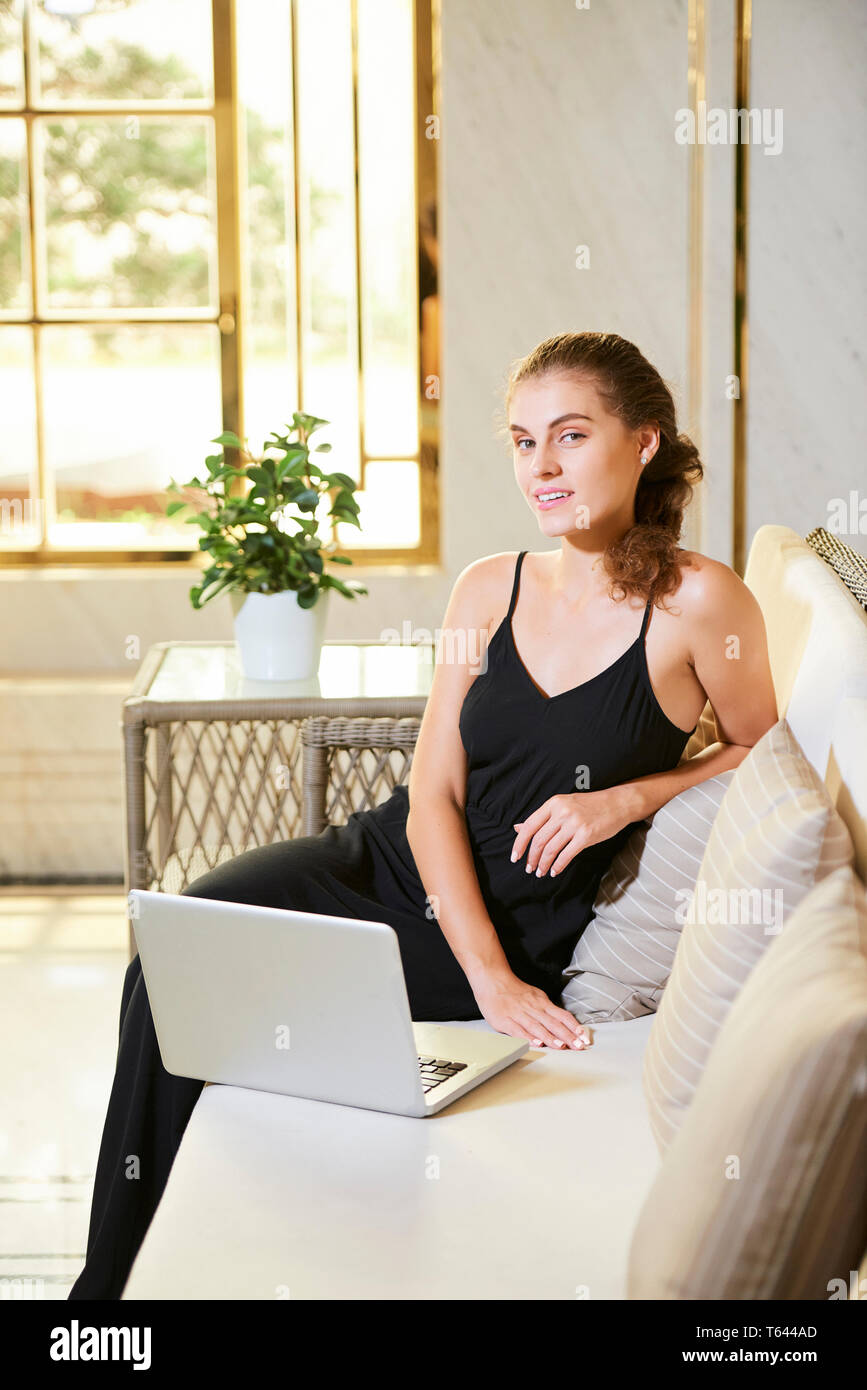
[{"xmin": 129, "ymin": 889, "xmax": 528, "ymax": 1117}]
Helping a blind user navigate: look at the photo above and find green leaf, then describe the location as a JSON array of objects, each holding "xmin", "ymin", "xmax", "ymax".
[
  {"xmin": 293, "ymin": 412, "xmax": 329, "ymax": 435},
  {"xmin": 195, "ymin": 576, "xmax": 236, "ymax": 608},
  {"xmin": 245, "ymin": 466, "xmax": 274, "ymax": 487},
  {"xmin": 275, "ymin": 449, "xmax": 309, "ymax": 481},
  {"xmin": 324, "ymin": 575, "xmax": 366, "ymax": 599},
  {"xmin": 212, "ymin": 430, "xmax": 243, "ymax": 449},
  {"xmin": 166, "ymin": 499, "xmax": 188, "ymax": 517},
  {"xmin": 327, "ymin": 508, "xmax": 361, "ymax": 528}
]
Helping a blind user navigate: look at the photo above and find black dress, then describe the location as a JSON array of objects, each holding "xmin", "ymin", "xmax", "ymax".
[{"xmin": 69, "ymin": 549, "xmax": 695, "ymax": 1299}]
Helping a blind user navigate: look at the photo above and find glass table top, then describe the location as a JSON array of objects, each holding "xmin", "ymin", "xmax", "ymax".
[{"xmin": 144, "ymin": 642, "xmax": 436, "ymax": 704}]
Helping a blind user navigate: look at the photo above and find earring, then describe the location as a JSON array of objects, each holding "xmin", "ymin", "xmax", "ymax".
[{"xmin": 640, "ymin": 454, "xmax": 649, "ymax": 465}]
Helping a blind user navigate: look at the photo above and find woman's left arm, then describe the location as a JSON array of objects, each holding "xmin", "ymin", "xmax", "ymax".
[
  {"xmin": 513, "ymin": 561, "xmax": 780, "ymax": 877},
  {"xmin": 624, "ymin": 558, "xmax": 779, "ymax": 818},
  {"xmin": 618, "ymin": 735, "xmax": 751, "ymax": 824}
]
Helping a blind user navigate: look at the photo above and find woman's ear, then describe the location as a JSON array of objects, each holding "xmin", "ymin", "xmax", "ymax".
[{"xmin": 637, "ymin": 423, "xmax": 661, "ymax": 463}]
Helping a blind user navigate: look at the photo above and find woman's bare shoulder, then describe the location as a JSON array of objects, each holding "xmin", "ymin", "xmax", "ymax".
[
  {"xmin": 449, "ymin": 551, "xmax": 522, "ymax": 627},
  {"xmin": 675, "ymin": 549, "xmax": 751, "ymax": 604},
  {"xmin": 457, "ymin": 549, "xmax": 522, "ymax": 581},
  {"xmin": 453, "ymin": 550, "xmax": 522, "ymax": 597},
  {"xmin": 672, "ymin": 548, "xmax": 764, "ymax": 631}
]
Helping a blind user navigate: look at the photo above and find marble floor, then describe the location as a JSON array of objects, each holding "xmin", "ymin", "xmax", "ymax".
[{"xmin": 0, "ymin": 889, "xmax": 128, "ymax": 1301}]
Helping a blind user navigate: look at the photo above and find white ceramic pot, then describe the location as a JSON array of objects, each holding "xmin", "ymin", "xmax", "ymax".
[{"xmin": 230, "ymin": 587, "xmax": 329, "ymax": 681}]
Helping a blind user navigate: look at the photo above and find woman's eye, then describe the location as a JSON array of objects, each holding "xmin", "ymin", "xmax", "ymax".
[
  {"xmin": 515, "ymin": 438, "xmax": 534, "ymax": 451},
  {"xmin": 561, "ymin": 431, "xmax": 586, "ymax": 443}
]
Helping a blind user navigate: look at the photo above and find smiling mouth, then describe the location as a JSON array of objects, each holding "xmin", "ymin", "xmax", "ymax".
[{"xmin": 534, "ymin": 490, "xmax": 574, "ymax": 510}]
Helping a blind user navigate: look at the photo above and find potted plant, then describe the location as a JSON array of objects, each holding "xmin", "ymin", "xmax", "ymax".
[{"xmin": 166, "ymin": 412, "xmax": 367, "ymax": 681}]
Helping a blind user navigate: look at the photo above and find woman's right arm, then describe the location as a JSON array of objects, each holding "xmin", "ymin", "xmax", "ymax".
[{"xmin": 405, "ymin": 555, "xmax": 589, "ymax": 1051}]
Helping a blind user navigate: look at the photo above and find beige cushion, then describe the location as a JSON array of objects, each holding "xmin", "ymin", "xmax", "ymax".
[
  {"xmin": 743, "ymin": 524, "xmax": 867, "ymax": 780},
  {"xmin": 560, "ymin": 772, "xmax": 734, "ymax": 1023},
  {"xmin": 683, "ymin": 698, "xmax": 720, "ymax": 761},
  {"xmin": 628, "ymin": 865, "xmax": 867, "ymax": 1300},
  {"xmin": 643, "ymin": 718, "xmax": 854, "ymax": 1153}
]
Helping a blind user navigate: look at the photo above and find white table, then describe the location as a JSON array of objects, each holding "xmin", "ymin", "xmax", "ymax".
[{"xmin": 122, "ymin": 1015, "xmax": 659, "ymax": 1301}]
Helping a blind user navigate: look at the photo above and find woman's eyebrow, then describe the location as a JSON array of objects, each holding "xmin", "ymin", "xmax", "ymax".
[{"xmin": 508, "ymin": 413, "xmax": 593, "ymax": 433}]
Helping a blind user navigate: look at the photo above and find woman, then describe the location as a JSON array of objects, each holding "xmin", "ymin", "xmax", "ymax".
[{"xmin": 69, "ymin": 331, "xmax": 777, "ymax": 1299}]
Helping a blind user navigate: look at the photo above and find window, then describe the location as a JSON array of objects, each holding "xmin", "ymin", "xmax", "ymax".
[{"xmin": 0, "ymin": 0, "xmax": 439, "ymax": 564}]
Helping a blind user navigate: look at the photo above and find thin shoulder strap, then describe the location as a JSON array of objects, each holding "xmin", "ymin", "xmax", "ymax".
[
  {"xmin": 638, "ymin": 594, "xmax": 653, "ymax": 641},
  {"xmin": 506, "ymin": 551, "xmax": 527, "ymax": 621}
]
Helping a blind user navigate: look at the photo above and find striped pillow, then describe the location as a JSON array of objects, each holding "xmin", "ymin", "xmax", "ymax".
[
  {"xmin": 628, "ymin": 865, "xmax": 867, "ymax": 1299},
  {"xmin": 643, "ymin": 718, "xmax": 854, "ymax": 1153},
  {"xmin": 560, "ymin": 772, "xmax": 734, "ymax": 1023}
]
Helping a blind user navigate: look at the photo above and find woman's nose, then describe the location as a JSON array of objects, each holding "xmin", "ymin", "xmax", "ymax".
[{"xmin": 530, "ymin": 454, "xmax": 559, "ymax": 477}]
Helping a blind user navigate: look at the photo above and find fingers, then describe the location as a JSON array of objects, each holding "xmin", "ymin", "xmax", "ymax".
[
  {"xmin": 528, "ymin": 828, "xmax": 572, "ymax": 876},
  {"xmin": 513, "ymin": 1013, "xmax": 566, "ymax": 1049},
  {"xmin": 522, "ymin": 1001, "xmax": 589, "ymax": 1050},
  {"xmin": 548, "ymin": 840, "xmax": 582, "ymax": 877},
  {"xmin": 544, "ymin": 1003, "xmax": 592, "ymax": 1047},
  {"xmin": 511, "ymin": 805, "xmax": 586, "ymax": 876},
  {"xmin": 539, "ymin": 1009, "xmax": 588, "ymax": 1048},
  {"xmin": 511, "ymin": 803, "xmax": 552, "ymax": 862}
]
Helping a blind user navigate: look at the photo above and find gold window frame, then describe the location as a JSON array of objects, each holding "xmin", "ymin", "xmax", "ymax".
[{"xmin": 0, "ymin": 0, "xmax": 440, "ymax": 568}]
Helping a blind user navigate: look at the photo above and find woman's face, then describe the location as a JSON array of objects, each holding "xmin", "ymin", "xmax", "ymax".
[{"xmin": 508, "ymin": 372, "xmax": 655, "ymax": 540}]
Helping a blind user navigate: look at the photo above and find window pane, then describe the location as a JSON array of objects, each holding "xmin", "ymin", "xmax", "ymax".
[
  {"xmin": 33, "ymin": 0, "xmax": 213, "ymax": 105},
  {"xmin": 296, "ymin": 0, "xmax": 359, "ymax": 484},
  {"xmin": 0, "ymin": 115, "xmax": 30, "ymax": 311},
  {"xmin": 37, "ymin": 115, "xmax": 217, "ymax": 310},
  {"xmin": 336, "ymin": 459, "xmax": 419, "ymax": 549},
  {"xmin": 0, "ymin": 0, "xmax": 24, "ymax": 107},
  {"xmin": 0, "ymin": 325, "xmax": 39, "ymax": 545},
  {"xmin": 237, "ymin": 0, "xmax": 297, "ymax": 457},
  {"xmin": 42, "ymin": 323, "xmax": 220, "ymax": 547},
  {"xmin": 357, "ymin": 0, "xmax": 419, "ymax": 459}
]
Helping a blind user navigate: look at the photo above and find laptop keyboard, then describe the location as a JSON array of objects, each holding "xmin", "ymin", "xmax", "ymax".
[{"xmin": 418, "ymin": 1056, "xmax": 468, "ymax": 1094}]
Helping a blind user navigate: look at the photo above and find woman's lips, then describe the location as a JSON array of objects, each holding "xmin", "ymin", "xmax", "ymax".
[{"xmin": 534, "ymin": 491, "xmax": 574, "ymax": 511}]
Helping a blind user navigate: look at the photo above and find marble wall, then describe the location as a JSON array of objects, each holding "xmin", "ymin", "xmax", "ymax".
[
  {"xmin": 745, "ymin": 0, "xmax": 866, "ymax": 548},
  {"xmin": 439, "ymin": 0, "xmax": 692, "ymax": 573}
]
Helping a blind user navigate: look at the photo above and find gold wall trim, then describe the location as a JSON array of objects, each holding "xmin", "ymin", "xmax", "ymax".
[
  {"xmin": 212, "ymin": 0, "xmax": 244, "ymax": 464},
  {"xmin": 687, "ymin": 0, "xmax": 706, "ymax": 554},
  {"xmin": 289, "ymin": 0, "xmax": 303, "ymax": 421},
  {"xmin": 732, "ymin": 0, "xmax": 752, "ymax": 576},
  {"xmin": 414, "ymin": 0, "xmax": 440, "ymax": 567}
]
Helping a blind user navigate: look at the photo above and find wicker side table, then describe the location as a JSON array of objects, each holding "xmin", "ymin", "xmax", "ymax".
[
  {"xmin": 301, "ymin": 714, "xmax": 422, "ymax": 836},
  {"xmin": 122, "ymin": 640, "xmax": 433, "ymax": 955}
]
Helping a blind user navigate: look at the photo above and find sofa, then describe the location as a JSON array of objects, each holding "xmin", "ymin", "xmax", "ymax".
[{"xmin": 119, "ymin": 524, "xmax": 867, "ymax": 1300}]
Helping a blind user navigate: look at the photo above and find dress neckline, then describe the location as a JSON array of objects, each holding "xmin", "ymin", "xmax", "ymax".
[
  {"xmin": 507, "ymin": 612, "xmax": 645, "ymax": 703},
  {"xmin": 505, "ymin": 548, "xmax": 650, "ymax": 703},
  {"xmin": 500, "ymin": 549, "xmax": 696, "ymax": 735}
]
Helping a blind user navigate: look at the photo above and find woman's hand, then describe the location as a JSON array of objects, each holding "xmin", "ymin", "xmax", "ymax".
[
  {"xmin": 511, "ymin": 786, "xmax": 641, "ymax": 878},
  {"xmin": 471, "ymin": 969, "xmax": 592, "ymax": 1050}
]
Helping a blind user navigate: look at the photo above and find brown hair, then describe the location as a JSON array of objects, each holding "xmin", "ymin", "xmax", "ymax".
[{"xmin": 503, "ymin": 331, "xmax": 703, "ymax": 608}]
